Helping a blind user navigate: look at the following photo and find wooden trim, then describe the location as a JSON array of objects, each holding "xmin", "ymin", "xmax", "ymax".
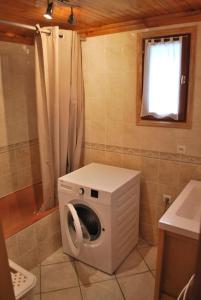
[
  {"xmin": 0, "ymin": 221, "xmax": 15, "ymax": 300},
  {"xmin": 154, "ymin": 229, "xmax": 165, "ymax": 300},
  {"xmin": 156, "ymin": 230, "xmax": 198, "ymax": 298},
  {"xmin": 190, "ymin": 223, "xmax": 201, "ymax": 299},
  {"xmin": 78, "ymin": 9, "xmax": 201, "ymax": 37},
  {"xmin": 0, "ymin": 31, "xmax": 34, "ymax": 45},
  {"xmin": 135, "ymin": 25, "xmax": 196, "ymax": 129}
]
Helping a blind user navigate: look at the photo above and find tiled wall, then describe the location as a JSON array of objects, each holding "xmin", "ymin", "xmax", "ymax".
[
  {"xmin": 82, "ymin": 23, "xmax": 201, "ymax": 244},
  {"xmin": 6, "ymin": 209, "xmax": 61, "ymax": 270},
  {"xmin": 0, "ymin": 42, "xmax": 41, "ymax": 197}
]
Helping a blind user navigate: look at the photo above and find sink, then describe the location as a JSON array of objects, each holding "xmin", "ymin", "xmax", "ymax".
[{"xmin": 159, "ymin": 180, "xmax": 201, "ymax": 239}]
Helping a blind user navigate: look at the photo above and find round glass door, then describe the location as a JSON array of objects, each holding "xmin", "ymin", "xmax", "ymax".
[
  {"xmin": 68, "ymin": 204, "xmax": 101, "ymax": 242},
  {"xmin": 64, "ymin": 204, "xmax": 83, "ymax": 256}
]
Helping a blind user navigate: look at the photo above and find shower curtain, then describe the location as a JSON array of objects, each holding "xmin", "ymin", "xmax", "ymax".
[{"xmin": 35, "ymin": 26, "xmax": 84, "ymax": 210}]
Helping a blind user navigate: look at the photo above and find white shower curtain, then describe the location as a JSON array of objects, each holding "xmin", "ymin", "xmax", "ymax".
[{"xmin": 35, "ymin": 26, "xmax": 84, "ymax": 210}]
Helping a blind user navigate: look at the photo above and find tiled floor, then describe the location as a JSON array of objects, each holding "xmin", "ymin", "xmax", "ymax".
[{"xmin": 30, "ymin": 239, "xmax": 157, "ymax": 300}]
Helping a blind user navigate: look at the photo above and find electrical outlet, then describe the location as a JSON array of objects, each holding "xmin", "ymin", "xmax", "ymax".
[
  {"xmin": 177, "ymin": 145, "xmax": 186, "ymax": 154},
  {"xmin": 163, "ymin": 194, "xmax": 172, "ymax": 205}
]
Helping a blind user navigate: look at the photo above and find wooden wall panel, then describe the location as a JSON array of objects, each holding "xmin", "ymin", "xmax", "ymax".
[{"xmin": 0, "ymin": 0, "xmax": 201, "ymax": 41}]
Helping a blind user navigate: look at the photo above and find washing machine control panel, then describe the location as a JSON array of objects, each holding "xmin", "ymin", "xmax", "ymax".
[
  {"xmin": 91, "ymin": 189, "xmax": 99, "ymax": 198},
  {"xmin": 79, "ymin": 188, "xmax": 85, "ymax": 195},
  {"xmin": 78, "ymin": 187, "xmax": 99, "ymax": 199}
]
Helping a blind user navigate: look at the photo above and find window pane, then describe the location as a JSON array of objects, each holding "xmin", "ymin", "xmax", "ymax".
[{"xmin": 141, "ymin": 39, "xmax": 182, "ymax": 120}]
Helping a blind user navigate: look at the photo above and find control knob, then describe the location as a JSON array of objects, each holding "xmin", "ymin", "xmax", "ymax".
[{"xmin": 79, "ymin": 188, "xmax": 84, "ymax": 195}]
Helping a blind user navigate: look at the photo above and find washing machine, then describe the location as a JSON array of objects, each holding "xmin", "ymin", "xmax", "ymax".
[{"xmin": 58, "ymin": 163, "xmax": 140, "ymax": 274}]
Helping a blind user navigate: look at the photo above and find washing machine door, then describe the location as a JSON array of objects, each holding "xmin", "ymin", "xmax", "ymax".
[{"xmin": 64, "ymin": 203, "xmax": 84, "ymax": 256}]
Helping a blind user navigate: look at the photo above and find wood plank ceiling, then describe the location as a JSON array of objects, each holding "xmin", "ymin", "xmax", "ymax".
[{"xmin": 0, "ymin": 0, "xmax": 201, "ymax": 42}]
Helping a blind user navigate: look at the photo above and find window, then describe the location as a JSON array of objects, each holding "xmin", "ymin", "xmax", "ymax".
[{"xmin": 136, "ymin": 27, "xmax": 196, "ymax": 128}]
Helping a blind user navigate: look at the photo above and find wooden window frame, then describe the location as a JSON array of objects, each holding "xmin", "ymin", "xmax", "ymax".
[{"xmin": 136, "ymin": 26, "xmax": 196, "ymax": 129}]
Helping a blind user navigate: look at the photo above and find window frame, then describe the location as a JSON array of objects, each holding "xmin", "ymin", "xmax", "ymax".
[{"xmin": 136, "ymin": 26, "xmax": 196, "ymax": 128}]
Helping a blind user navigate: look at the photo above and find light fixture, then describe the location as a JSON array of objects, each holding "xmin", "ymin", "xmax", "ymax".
[
  {"xmin": 44, "ymin": 1, "xmax": 54, "ymax": 19},
  {"xmin": 68, "ymin": 7, "xmax": 76, "ymax": 25}
]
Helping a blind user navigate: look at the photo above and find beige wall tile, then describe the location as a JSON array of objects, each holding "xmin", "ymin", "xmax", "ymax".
[
  {"xmin": 158, "ymin": 160, "xmax": 180, "ymax": 187},
  {"xmin": 178, "ymin": 163, "xmax": 198, "ymax": 190},
  {"xmin": 17, "ymin": 224, "xmax": 38, "ymax": 255},
  {"xmin": 140, "ymin": 222, "xmax": 158, "ymax": 245},
  {"xmin": 141, "ymin": 180, "xmax": 158, "ymax": 207},
  {"xmin": 141, "ymin": 157, "xmax": 159, "ymax": 182},
  {"xmin": 38, "ymin": 231, "xmax": 62, "ymax": 262},
  {"xmin": 106, "ymin": 120, "xmax": 124, "ymax": 147},
  {"xmin": 81, "ymin": 26, "xmax": 201, "ymax": 245},
  {"xmin": 83, "ymin": 148, "xmax": 92, "ymax": 165},
  {"xmin": 90, "ymin": 149, "xmax": 106, "ymax": 164},
  {"xmin": 0, "ymin": 42, "xmax": 40, "ymax": 196},
  {"xmin": 6, "ymin": 210, "xmax": 62, "ymax": 269},
  {"xmin": 122, "ymin": 154, "xmax": 142, "ymax": 170},
  {"xmin": 105, "ymin": 151, "xmax": 123, "ymax": 167},
  {"xmin": 90, "ymin": 120, "xmax": 107, "ymax": 144},
  {"xmin": 157, "ymin": 184, "xmax": 179, "ymax": 207}
]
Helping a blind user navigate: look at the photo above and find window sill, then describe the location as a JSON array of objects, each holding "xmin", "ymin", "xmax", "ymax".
[{"xmin": 136, "ymin": 118, "xmax": 192, "ymax": 129}]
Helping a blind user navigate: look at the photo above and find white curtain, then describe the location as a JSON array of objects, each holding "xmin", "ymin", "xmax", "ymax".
[
  {"xmin": 35, "ymin": 27, "xmax": 84, "ymax": 210},
  {"xmin": 141, "ymin": 37, "xmax": 182, "ymax": 120}
]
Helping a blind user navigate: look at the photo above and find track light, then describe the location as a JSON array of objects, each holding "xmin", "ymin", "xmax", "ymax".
[
  {"xmin": 68, "ymin": 7, "xmax": 76, "ymax": 25},
  {"xmin": 44, "ymin": 1, "xmax": 54, "ymax": 19}
]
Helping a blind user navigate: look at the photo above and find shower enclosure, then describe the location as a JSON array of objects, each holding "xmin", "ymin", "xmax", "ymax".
[
  {"xmin": 0, "ymin": 27, "xmax": 84, "ymax": 238},
  {"xmin": 0, "ymin": 41, "xmax": 45, "ymax": 237}
]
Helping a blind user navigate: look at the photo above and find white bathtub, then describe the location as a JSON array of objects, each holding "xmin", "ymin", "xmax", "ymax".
[{"xmin": 159, "ymin": 180, "xmax": 201, "ymax": 239}]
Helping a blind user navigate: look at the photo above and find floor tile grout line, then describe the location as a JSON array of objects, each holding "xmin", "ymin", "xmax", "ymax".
[
  {"xmin": 40, "ymin": 285, "xmax": 80, "ymax": 295},
  {"xmin": 41, "ymin": 259, "xmax": 73, "ymax": 267},
  {"xmin": 79, "ymin": 277, "xmax": 117, "ymax": 286},
  {"xmin": 150, "ymin": 269, "xmax": 156, "ymax": 279},
  {"xmin": 137, "ymin": 247, "xmax": 156, "ymax": 276},
  {"xmin": 72, "ymin": 260, "xmax": 81, "ymax": 288},
  {"xmin": 115, "ymin": 269, "xmax": 153, "ymax": 280},
  {"xmin": 115, "ymin": 274, "xmax": 126, "ymax": 300},
  {"xmin": 79, "ymin": 285, "xmax": 84, "ymax": 300}
]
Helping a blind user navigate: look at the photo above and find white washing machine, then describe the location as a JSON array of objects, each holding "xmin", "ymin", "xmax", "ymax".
[{"xmin": 58, "ymin": 163, "xmax": 140, "ymax": 274}]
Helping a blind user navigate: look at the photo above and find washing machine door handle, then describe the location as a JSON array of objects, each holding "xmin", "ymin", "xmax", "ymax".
[{"xmin": 65, "ymin": 203, "xmax": 83, "ymax": 256}]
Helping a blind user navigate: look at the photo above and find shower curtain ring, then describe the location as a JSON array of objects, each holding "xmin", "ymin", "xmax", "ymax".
[{"xmin": 35, "ymin": 24, "xmax": 41, "ymax": 34}]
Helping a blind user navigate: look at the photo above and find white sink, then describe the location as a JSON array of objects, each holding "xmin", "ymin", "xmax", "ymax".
[{"xmin": 159, "ymin": 180, "xmax": 201, "ymax": 239}]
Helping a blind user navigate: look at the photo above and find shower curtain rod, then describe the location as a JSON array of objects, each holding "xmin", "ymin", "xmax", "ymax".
[{"xmin": 0, "ymin": 19, "xmax": 86, "ymax": 40}]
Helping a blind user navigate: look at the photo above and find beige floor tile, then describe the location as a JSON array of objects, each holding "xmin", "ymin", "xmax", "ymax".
[
  {"xmin": 81, "ymin": 279, "xmax": 124, "ymax": 300},
  {"xmin": 31, "ymin": 265, "xmax": 40, "ymax": 294},
  {"xmin": 41, "ymin": 247, "xmax": 72, "ymax": 265},
  {"xmin": 41, "ymin": 261, "xmax": 78, "ymax": 292},
  {"xmin": 138, "ymin": 246, "xmax": 157, "ymax": 270},
  {"xmin": 41, "ymin": 287, "xmax": 82, "ymax": 300},
  {"xmin": 160, "ymin": 294, "xmax": 176, "ymax": 300},
  {"xmin": 118, "ymin": 271, "xmax": 155, "ymax": 300},
  {"xmin": 75, "ymin": 260, "xmax": 115, "ymax": 285},
  {"xmin": 22, "ymin": 293, "xmax": 40, "ymax": 300},
  {"xmin": 115, "ymin": 249, "xmax": 148, "ymax": 278}
]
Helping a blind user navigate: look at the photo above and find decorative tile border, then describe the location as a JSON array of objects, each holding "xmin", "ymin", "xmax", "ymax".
[
  {"xmin": 0, "ymin": 138, "xmax": 38, "ymax": 154},
  {"xmin": 85, "ymin": 142, "xmax": 201, "ymax": 165}
]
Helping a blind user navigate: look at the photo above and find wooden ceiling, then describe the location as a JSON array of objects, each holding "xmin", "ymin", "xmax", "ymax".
[{"xmin": 1, "ymin": 0, "xmax": 201, "ymax": 43}]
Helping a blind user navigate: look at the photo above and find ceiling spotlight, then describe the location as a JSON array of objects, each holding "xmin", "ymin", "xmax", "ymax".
[
  {"xmin": 68, "ymin": 7, "xmax": 76, "ymax": 25},
  {"xmin": 44, "ymin": 1, "xmax": 54, "ymax": 19}
]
